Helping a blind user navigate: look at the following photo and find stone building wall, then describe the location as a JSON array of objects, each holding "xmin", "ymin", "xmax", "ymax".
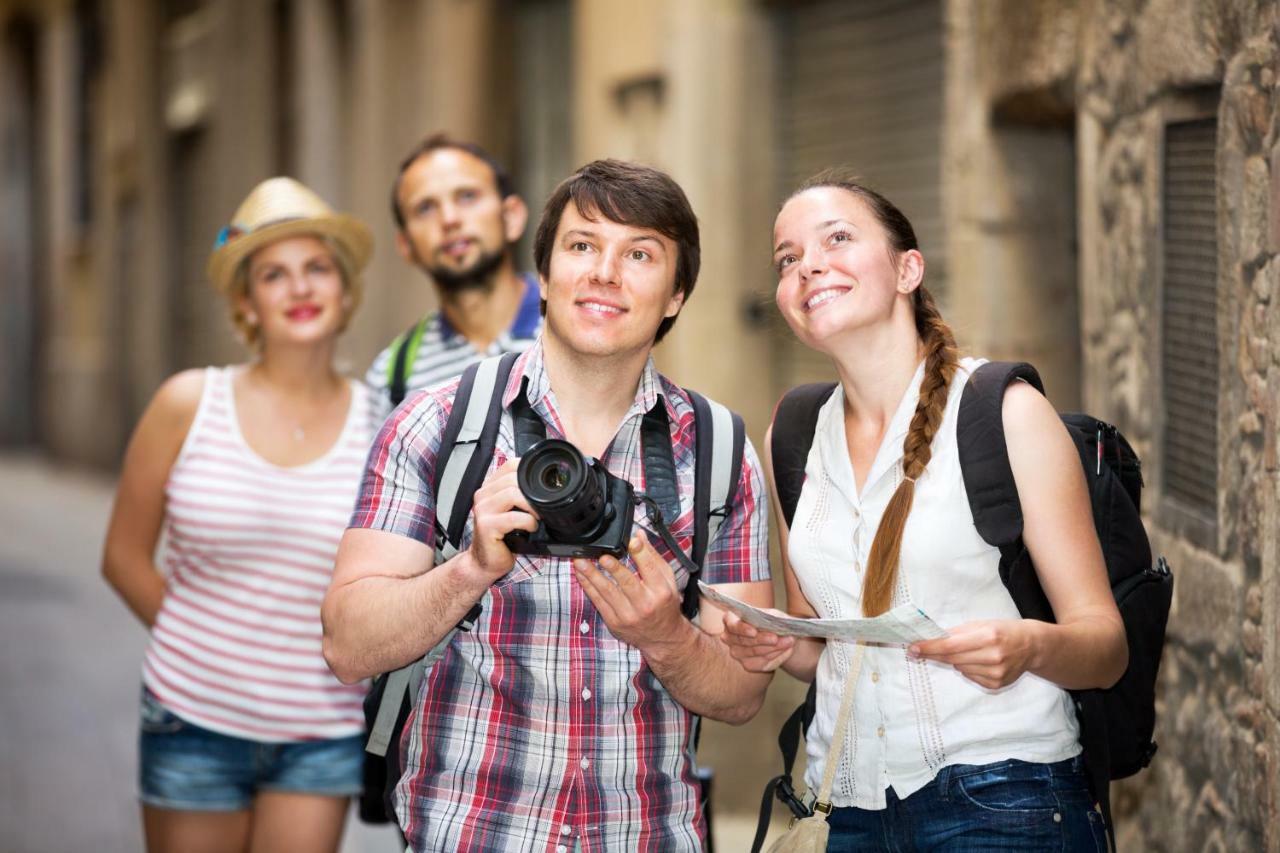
[
  {"xmin": 1076, "ymin": 1, "xmax": 1278, "ymax": 849},
  {"xmin": 950, "ymin": 0, "xmax": 1280, "ymax": 848}
]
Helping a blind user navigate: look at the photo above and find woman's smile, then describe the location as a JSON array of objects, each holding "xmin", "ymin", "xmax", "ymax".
[
  {"xmin": 803, "ymin": 285, "xmax": 853, "ymax": 313},
  {"xmin": 284, "ymin": 304, "xmax": 324, "ymax": 322}
]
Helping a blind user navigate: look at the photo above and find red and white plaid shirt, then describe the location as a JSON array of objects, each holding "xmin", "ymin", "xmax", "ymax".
[{"xmin": 350, "ymin": 341, "xmax": 770, "ymax": 852}]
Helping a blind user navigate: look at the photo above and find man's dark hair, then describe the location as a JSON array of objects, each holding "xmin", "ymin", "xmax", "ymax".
[
  {"xmin": 390, "ymin": 133, "xmax": 516, "ymax": 231},
  {"xmin": 533, "ymin": 159, "xmax": 700, "ymax": 344}
]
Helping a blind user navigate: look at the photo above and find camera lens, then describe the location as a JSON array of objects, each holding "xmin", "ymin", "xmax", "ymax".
[
  {"xmin": 539, "ymin": 461, "xmax": 572, "ymax": 492},
  {"xmin": 517, "ymin": 439, "xmax": 613, "ymax": 542}
]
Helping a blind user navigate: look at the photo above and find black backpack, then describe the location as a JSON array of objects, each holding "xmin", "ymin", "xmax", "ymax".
[
  {"xmin": 360, "ymin": 351, "xmax": 747, "ymax": 830},
  {"xmin": 752, "ymin": 361, "xmax": 1172, "ymax": 852}
]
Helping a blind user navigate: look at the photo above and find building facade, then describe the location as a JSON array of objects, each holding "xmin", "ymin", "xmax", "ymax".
[
  {"xmin": 949, "ymin": 1, "xmax": 1279, "ymax": 847},
  {"xmin": 2, "ymin": 0, "xmax": 1277, "ymax": 846}
]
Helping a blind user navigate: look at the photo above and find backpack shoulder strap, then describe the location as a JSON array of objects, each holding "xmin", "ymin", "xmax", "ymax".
[
  {"xmin": 955, "ymin": 360, "xmax": 1044, "ymax": 548},
  {"xmin": 367, "ymin": 352, "xmax": 513, "ymax": 760},
  {"xmin": 432, "ymin": 352, "xmax": 521, "ymax": 558},
  {"xmin": 386, "ymin": 316, "xmax": 431, "ymax": 409},
  {"xmin": 770, "ymin": 383, "xmax": 837, "ymax": 529},
  {"xmin": 686, "ymin": 390, "xmax": 746, "ymax": 567}
]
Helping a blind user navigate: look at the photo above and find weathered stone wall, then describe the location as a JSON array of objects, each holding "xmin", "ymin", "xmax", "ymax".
[
  {"xmin": 945, "ymin": 0, "xmax": 1084, "ymax": 410},
  {"xmin": 1072, "ymin": 0, "xmax": 1279, "ymax": 849}
]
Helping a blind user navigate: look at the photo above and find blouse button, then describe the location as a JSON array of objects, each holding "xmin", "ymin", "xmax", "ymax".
[
  {"xmin": 877, "ymin": 726, "xmax": 885, "ymax": 738},
  {"xmin": 579, "ymin": 621, "xmax": 590, "ymax": 634},
  {"xmin": 870, "ymin": 672, "xmax": 880, "ymax": 683}
]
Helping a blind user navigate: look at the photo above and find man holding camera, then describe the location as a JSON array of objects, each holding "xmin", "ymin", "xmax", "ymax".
[{"xmin": 323, "ymin": 160, "xmax": 773, "ymax": 851}]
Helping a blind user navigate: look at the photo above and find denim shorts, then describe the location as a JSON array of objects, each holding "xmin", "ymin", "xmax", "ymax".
[
  {"xmin": 827, "ymin": 755, "xmax": 1108, "ymax": 852},
  {"xmin": 138, "ymin": 688, "xmax": 364, "ymax": 811}
]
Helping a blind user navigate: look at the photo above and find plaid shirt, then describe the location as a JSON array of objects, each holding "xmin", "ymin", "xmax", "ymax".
[{"xmin": 350, "ymin": 341, "xmax": 770, "ymax": 852}]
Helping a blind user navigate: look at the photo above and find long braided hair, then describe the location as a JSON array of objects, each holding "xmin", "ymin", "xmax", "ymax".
[{"xmin": 791, "ymin": 171, "xmax": 960, "ymax": 616}]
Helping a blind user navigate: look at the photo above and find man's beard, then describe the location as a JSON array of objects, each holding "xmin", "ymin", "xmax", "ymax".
[{"xmin": 425, "ymin": 245, "xmax": 509, "ymax": 295}]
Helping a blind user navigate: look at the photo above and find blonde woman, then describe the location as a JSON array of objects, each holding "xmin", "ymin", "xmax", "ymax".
[
  {"xmin": 723, "ymin": 172, "xmax": 1125, "ymax": 851},
  {"xmin": 103, "ymin": 178, "xmax": 377, "ymax": 853}
]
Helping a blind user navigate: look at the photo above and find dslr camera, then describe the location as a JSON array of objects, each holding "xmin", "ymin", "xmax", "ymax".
[{"xmin": 503, "ymin": 438, "xmax": 635, "ymax": 559}]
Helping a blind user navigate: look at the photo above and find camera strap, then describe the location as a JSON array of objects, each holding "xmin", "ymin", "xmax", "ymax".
[
  {"xmin": 638, "ymin": 494, "xmax": 699, "ymax": 573},
  {"xmin": 508, "ymin": 382, "xmax": 686, "ymax": 528},
  {"xmin": 437, "ymin": 356, "xmax": 745, "ymax": 618}
]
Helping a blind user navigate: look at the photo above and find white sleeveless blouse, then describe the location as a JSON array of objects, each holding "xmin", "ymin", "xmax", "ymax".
[{"xmin": 788, "ymin": 357, "xmax": 1080, "ymax": 809}]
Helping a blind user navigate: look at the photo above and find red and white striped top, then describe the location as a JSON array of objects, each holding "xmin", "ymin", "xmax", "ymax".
[{"xmin": 142, "ymin": 366, "xmax": 373, "ymax": 742}]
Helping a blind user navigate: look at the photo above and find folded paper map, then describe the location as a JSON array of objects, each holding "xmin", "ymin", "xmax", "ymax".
[{"xmin": 697, "ymin": 581, "xmax": 948, "ymax": 644}]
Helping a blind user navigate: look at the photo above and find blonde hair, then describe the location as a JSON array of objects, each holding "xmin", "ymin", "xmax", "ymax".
[
  {"xmin": 789, "ymin": 172, "xmax": 959, "ymax": 616},
  {"xmin": 226, "ymin": 234, "xmax": 362, "ymax": 348}
]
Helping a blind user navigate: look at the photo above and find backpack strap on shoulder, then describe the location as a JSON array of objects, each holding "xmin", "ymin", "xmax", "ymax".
[
  {"xmin": 433, "ymin": 352, "xmax": 521, "ymax": 559},
  {"xmin": 770, "ymin": 383, "xmax": 837, "ymax": 529},
  {"xmin": 687, "ymin": 390, "xmax": 745, "ymax": 567},
  {"xmin": 955, "ymin": 361, "xmax": 1044, "ymax": 548},
  {"xmin": 366, "ymin": 352, "xmax": 520, "ymax": 760},
  {"xmin": 387, "ymin": 316, "xmax": 430, "ymax": 409}
]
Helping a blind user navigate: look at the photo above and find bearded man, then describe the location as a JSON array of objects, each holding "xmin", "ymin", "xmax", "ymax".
[{"xmin": 367, "ymin": 134, "xmax": 541, "ymax": 418}]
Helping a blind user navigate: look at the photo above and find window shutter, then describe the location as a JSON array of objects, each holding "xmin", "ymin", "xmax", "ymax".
[
  {"xmin": 1161, "ymin": 117, "xmax": 1219, "ymax": 524},
  {"xmin": 772, "ymin": 0, "xmax": 945, "ymax": 389}
]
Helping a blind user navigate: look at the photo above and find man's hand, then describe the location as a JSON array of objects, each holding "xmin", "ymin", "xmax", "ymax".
[
  {"xmin": 720, "ymin": 611, "xmax": 797, "ymax": 673},
  {"xmin": 908, "ymin": 619, "xmax": 1040, "ymax": 690},
  {"xmin": 467, "ymin": 458, "xmax": 540, "ymax": 582},
  {"xmin": 573, "ymin": 530, "xmax": 690, "ymax": 651}
]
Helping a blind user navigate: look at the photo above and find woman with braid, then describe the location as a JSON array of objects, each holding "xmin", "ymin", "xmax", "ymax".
[{"xmin": 722, "ymin": 172, "xmax": 1124, "ymax": 850}]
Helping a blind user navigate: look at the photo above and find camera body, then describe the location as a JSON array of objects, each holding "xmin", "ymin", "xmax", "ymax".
[{"xmin": 503, "ymin": 438, "xmax": 636, "ymax": 559}]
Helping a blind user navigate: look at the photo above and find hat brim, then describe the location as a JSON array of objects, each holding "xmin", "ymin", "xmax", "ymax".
[{"xmin": 206, "ymin": 214, "xmax": 374, "ymax": 293}]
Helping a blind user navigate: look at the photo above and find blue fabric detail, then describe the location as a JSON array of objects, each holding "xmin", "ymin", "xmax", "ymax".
[
  {"xmin": 436, "ymin": 307, "xmax": 456, "ymax": 341},
  {"xmin": 512, "ymin": 272, "xmax": 543, "ymax": 339},
  {"xmin": 437, "ymin": 272, "xmax": 540, "ymax": 343},
  {"xmin": 825, "ymin": 757, "xmax": 1106, "ymax": 852}
]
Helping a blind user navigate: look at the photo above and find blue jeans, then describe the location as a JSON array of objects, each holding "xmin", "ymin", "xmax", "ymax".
[
  {"xmin": 138, "ymin": 688, "xmax": 364, "ymax": 811},
  {"xmin": 826, "ymin": 756, "xmax": 1107, "ymax": 852}
]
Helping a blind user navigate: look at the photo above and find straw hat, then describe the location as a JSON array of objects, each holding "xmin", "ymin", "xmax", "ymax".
[{"xmin": 206, "ymin": 177, "xmax": 373, "ymax": 293}]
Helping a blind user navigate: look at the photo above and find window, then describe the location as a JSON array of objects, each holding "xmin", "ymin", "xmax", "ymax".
[{"xmin": 1160, "ymin": 115, "xmax": 1219, "ymax": 541}]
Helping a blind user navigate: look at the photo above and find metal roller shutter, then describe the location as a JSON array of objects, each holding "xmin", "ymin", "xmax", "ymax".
[
  {"xmin": 1161, "ymin": 117, "xmax": 1219, "ymax": 526},
  {"xmin": 771, "ymin": 0, "xmax": 945, "ymax": 390}
]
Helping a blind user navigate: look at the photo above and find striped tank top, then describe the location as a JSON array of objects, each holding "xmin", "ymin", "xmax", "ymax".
[{"xmin": 142, "ymin": 366, "xmax": 373, "ymax": 742}]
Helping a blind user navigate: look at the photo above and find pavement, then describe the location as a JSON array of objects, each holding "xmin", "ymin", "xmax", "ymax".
[{"xmin": 0, "ymin": 452, "xmax": 787, "ymax": 852}]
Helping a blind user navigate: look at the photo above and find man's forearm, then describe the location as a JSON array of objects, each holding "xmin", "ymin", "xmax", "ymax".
[
  {"xmin": 642, "ymin": 619, "xmax": 773, "ymax": 724},
  {"xmin": 323, "ymin": 550, "xmax": 491, "ymax": 682}
]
